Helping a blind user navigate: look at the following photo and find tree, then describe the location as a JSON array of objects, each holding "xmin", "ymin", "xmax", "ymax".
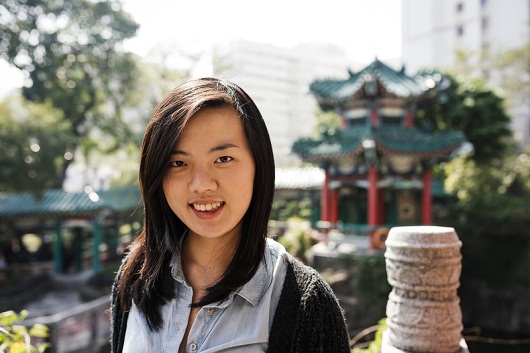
[
  {"xmin": 313, "ymin": 108, "xmax": 341, "ymax": 138},
  {"xmin": 0, "ymin": 96, "xmax": 74, "ymax": 193},
  {"xmin": 0, "ymin": 310, "xmax": 49, "ymax": 353},
  {"xmin": 0, "ymin": 0, "xmax": 139, "ymax": 187},
  {"xmin": 414, "ymin": 73, "xmax": 513, "ymax": 164},
  {"xmin": 442, "ymin": 145, "xmax": 530, "ymax": 288},
  {"xmin": 495, "ymin": 39, "xmax": 530, "ymax": 108},
  {"xmin": 445, "ymin": 145, "xmax": 530, "ymax": 237},
  {"xmin": 77, "ymin": 54, "xmax": 194, "ymax": 190}
]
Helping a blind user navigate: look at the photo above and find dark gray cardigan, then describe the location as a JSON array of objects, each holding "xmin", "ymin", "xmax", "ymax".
[{"xmin": 110, "ymin": 254, "xmax": 350, "ymax": 353}]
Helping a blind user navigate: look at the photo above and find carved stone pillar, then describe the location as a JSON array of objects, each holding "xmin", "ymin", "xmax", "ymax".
[{"xmin": 382, "ymin": 226, "xmax": 469, "ymax": 353}]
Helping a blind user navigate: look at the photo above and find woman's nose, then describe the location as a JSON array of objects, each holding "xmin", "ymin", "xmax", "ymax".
[{"xmin": 189, "ymin": 167, "xmax": 217, "ymax": 193}]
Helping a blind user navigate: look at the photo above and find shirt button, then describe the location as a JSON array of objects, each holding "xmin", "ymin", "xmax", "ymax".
[
  {"xmin": 190, "ymin": 342, "xmax": 198, "ymax": 351},
  {"xmin": 207, "ymin": 307, "xmax": 215, "ymax": 313}
]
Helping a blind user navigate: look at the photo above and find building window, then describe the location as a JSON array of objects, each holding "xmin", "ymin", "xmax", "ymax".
[
  {"xmin": 456, "ymin": 2, "xmax": 464, "ymax": 12},
  {"xmin": 457, "ymin": 25, "xmax": 464, "ymax": 36},
  {"xmin": 481, "ymin": 16, "xmax": 489, "ymax": 30}
]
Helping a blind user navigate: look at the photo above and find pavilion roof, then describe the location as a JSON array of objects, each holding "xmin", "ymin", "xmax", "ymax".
[
  {"xmin": 292, "ymin": 126, "xmax": 465, "ymax": 162},
  {"xmin": 310, "ymin": 59, "xmax": 439, "ymax": 107},
  {"xmin": 0, "ymin": 186, "xmax": 141, "ymax": 220}
]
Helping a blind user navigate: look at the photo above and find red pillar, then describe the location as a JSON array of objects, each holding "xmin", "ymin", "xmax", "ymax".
[
  {"xmin": 368, "ymin": 165, "xmax": 379, "ymax": 227},
  {"xmin": 370, "ymin": 107, "xmax": 379, "ymax": 127},
  {"xmin": 377, "ymin": 189, "xmax": 385, "ymax": 225},
  {"xmin": 341, "ymin": 114, "xmax": 347, "ymax": 130},
  {"xmin": 330, "ymin": 188, "xmax": 338, "ymax": 225},
  {"xmin": 404, "ymin": 109, "xmax": 413, "ymax": 127},
  {"xmin": 321, "ymin": 170, "xmax": 330, "ymax": 223},
  {"xmin": 422, "ymin": 167, "xmax": 432, "ymax": 225}
]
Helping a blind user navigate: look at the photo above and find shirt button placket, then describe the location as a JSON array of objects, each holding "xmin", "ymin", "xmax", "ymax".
[{"xmin": 189, "ymin": 342, "xmax": 198, "ymax": 351}]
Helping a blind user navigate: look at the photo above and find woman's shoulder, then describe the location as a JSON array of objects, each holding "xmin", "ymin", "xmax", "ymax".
[
  {"xmin": 281, "ymin": 253, "xmax": 338, "ymax": 300},
  {"xmin": 269, "ymin": 251, "xmax": 351, "ymax": 352}
]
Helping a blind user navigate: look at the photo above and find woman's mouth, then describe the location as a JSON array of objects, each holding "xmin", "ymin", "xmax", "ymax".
[{"xmin": 192, "ymin": 202, "xmax": 223, "ymax": 211}]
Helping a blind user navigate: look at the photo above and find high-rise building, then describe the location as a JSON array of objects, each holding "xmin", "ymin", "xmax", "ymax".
[
  {"xmin": 402, "ymin": 0, "xmax": 530, "ymax": 145},
  {"xmin": 211, "ymin": 40, "xmax": 350, "ymax": 166}
]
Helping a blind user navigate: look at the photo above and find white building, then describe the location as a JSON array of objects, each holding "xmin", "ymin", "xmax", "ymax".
[
  {"xmin": 211, "ymin": 40, "xmax": 350, "ymax": 167},
  {"xmin": 402, "ymin": 0, "xmax": 530, "ymax": 145}
]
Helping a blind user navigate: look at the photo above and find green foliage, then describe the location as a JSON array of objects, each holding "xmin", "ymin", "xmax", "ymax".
[
  {"xmin": 270, "ymin": 197, "xmax": 313, "ymax": 222},
  {"xmin": 276, "ymin": 216, "xmax": 313, "ymax": 261},
  {"xmin": 313, "ymin": 108, "xmax": 341, "ymax": 138},
  {"xmin": 351, "ymin": 318, "xmax": 387, "ymax": 353},
  {"xmin": 0, "ymin": 0, "xmax": 141, "ymax": 187},
  {"xmin": 415, "ymin": 74, "xmax": 512, "ymax": 164},
  {"xmin": 0, "ymin": 310, "xmax": 49, "ymax": 353},
  {"xmin": 445, "ymin": 146, "xmax": 530, "ymax": 238},
  {"xmin": 0, "ymin": 96, "xmax": 74, "ymax": 192},
  {"xmin": 443, "ymin": 146, "xmax": 530, "ymax": 288},
  {"xmin": 495, "ymin": 39, "xmax": 530, "ymax": 107},
  {"xmin": 356, "ymin": 254, "xmax": 391, "ymax": 308}
]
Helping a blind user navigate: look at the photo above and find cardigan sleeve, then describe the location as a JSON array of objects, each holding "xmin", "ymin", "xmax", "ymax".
[
  {"xmin": 267, "ymin": 255, "xmax": 351, "ymax": 353},
  {"xmin": 109, "ymin": 259, "xmax": 130, "ymax": 353}
]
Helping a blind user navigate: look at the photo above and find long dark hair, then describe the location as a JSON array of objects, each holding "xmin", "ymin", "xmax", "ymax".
[{"xmin": 118, "ymin": 77, "xmax": 275, "ymax": 330}]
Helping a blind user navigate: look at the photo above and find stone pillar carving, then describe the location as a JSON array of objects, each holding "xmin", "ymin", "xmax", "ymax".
[{"xmin": 382, "ymin": 226, "xmax": 469, "ymax": 353}]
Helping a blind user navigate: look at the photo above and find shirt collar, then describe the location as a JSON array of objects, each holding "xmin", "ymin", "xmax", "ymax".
[
  {"xmin": 234, "ymin": 245, "xmax": 273, "ymax": 306},
  {"xmin": 169, "ymin": 232, "xmax": 187, "ymax": 283}
]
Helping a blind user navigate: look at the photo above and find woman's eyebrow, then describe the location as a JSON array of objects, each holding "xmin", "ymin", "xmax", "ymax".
[
  {"xmin": 170, "ymin": 149, "xmax": 188, "ymax": 156},
  {"xmin": 170, "ymin": 143, "xmax": 239, "ymax": 156},
  {"xmin": 209, "ymin": 143, "xmax": 238, "ymax": 153}
]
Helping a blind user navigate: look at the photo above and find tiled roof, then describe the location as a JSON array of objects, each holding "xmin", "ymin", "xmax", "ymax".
[
  {"xmin": 0, "ymin": 186, "xmax": 141, "ymax": 220},
  {"xmin": 98, "ymin": 186, "xmax": 142, "ymax": 213},
  {"xmin": 292, "ymin": 129, "xmax": 368, "ymax": 160},
  {"xmin": 292, "ymin": 127, "xmax": 465, "ymax": 161},
  {"xmin": 374, "ymin": 127, "xmax": 465, "ymax": 155},
  {"xmin": 310, "ymin": 59, "xmax": 437, "ymax": 105}
]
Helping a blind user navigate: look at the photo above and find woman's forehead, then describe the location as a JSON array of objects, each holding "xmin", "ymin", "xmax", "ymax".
[{"xmin": 174, "ymin": 106, "xmax": 247, "ymax": 148}]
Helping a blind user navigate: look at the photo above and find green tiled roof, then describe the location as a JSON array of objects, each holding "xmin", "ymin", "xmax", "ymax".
[
  {"xmin": 292, "ymin": 127, "xmax": 465, "ymax": 161},
  {"xmin": 374, "ymin": 127, "xmax": 465, "ymax": 155},
  {"xmin": 0, "ymin": 186, "xmax": 141, "ymax": 220},
  {"xmin": 98, "ymin": 186, "xmax": 142, "ymax": 213},
  {"xmin": 293, "ymin": 129, "xmax": 367, "ymax": 160},
  {"xmin": 310, "ymin": 59, "xmax": 436, "ymax": 105}
]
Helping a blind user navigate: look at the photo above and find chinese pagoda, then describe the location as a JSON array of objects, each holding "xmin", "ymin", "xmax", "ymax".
[{"xmin": 292, "ymin": 59, "xmax": 465, "ymax": 246}]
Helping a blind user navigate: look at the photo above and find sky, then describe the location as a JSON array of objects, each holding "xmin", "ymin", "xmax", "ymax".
[
  {"xmin": 1, "ymin": 0, "xmax": 403, "ymax": 96},
  {"xmin": 120, "ymin": 0, "xmax": 403, "ymax": 68}
]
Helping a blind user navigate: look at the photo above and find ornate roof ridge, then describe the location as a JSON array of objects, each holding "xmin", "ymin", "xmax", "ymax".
[{"xmin": 310, "ymin": 58, "xmax": 437, "ymax": 105}]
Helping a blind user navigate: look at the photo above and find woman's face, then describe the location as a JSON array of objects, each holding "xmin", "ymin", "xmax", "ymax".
[{"xmin": 162, "ymin": 106, "xmax": 255, "ymax": 243}]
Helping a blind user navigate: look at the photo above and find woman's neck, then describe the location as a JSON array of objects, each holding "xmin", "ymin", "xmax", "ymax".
[{"xmin": 181, "ymin": 231, "xmax": 238, "ymax": 291}]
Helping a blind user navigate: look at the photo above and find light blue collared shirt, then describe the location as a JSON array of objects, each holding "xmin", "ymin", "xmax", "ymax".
[{"xmin": 122, "ymin": 238, "xmax": 288, "ymax": 353}]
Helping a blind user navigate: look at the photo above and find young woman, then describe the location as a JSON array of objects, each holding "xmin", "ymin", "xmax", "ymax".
[{"xmin": 110, "ymin": 77, "xmax": 350, "ymax": 353}]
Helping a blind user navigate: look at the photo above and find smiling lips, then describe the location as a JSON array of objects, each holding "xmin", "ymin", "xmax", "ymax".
[{"xmin": 192, "ymin": 202, "xmax": 223, "ymax": 212}]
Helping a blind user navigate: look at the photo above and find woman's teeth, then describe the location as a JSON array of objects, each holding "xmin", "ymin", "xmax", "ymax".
[{"xmin": 192, "ymin": 202, "xmax": 222, "ymax": 211}]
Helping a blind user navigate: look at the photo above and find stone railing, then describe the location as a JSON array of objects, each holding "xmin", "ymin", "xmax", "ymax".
[{"xmin": 25, "ymin": 295, "xmax": 110, "ymax": 353}]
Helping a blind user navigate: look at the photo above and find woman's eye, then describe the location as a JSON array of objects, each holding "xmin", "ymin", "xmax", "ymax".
[
  {"xmin": 215, "ymin": 156, "xmax": 233, "ymax": 163},
  {"xmin": 169, "ymin": 160, "xmax": 186, "ymax": 167}
]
